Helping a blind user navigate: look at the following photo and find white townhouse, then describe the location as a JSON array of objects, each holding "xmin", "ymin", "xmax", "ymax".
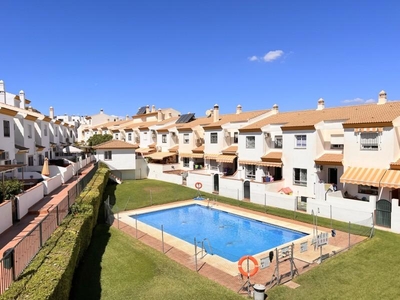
[
  {"xmin": 175, "ymin": 116, "xmax": 212, "ymax": 170},
  {"xmin": 34, "ymin": 115, "xmax": 52, "ymax": 163},
  {"xmin": 78, "ymin": 109, "xmax": 119, "ymax": 143},
  {"xmin": 0, "ymin": 106, "xmax": 18, "ymax": 165},
  {"xmin": 93, "ymin": 140, "xmax": 137, "ymax": 179},
  {"xmin": 200, "ymin": 104, "xmax": 273, "ymax": 192}
]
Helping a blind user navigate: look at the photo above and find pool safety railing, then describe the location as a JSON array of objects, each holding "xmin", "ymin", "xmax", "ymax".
[{"xmin": 194, "ymin": 237, "xmax": 213, "ymax": 272}]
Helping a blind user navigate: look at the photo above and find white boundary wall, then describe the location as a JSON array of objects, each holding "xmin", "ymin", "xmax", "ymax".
[
  {"xmin": 307, "ymin": 191, "xmax": 375, "ymax": 223},
  {"xmin": 0, "ymin": 201, "xmax": 12, "ymax": 235},
  {"xmin": 17, "ymin": 183, "xmax": 45, "ymax": 218},
  {"xmin": 42, "ymin": 174, "xmax": 62, "ymax": 195},
  {"xmin": 392, "ymin": 199, "xmax": 400, "ymax": 233}
]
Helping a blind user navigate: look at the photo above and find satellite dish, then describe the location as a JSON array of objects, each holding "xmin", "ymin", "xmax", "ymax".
[{"xmin": 205, "ymin": 109, "xmax": 212, "ymax": 117}]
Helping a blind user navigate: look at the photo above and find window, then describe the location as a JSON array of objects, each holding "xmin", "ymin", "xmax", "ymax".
[
  {"xmin": 104, "ymin": 151, "xmax": 112, "ymax": 160},
  {"xmin": 103, "ymin": 130, "xmax": 107, "ymax": 135},
  {"xmin": 293, "ymin": 168, "xmax": 307, "ymax": 186},
  {"xmin": 55, "ymin": 126, "xmax": 58, "ymax": 137},
  {"xmin": 162, "ymin": 134, "xmax": 167, "ymax": 143},
  {"xmin": 358, "ymin": 185, "xmax": 378, "ymax": 196},
  {"xmin": 246, "ymin": 136, "xmax": 255, "ymax": 148},
  {"xmin": 210, "ymin": 133, "xmax": 218, "ymax": 144},
  {"xmin": 127, "ymin": 133, "xmax": 132, "ymax": 141},
  {"xmin": 3, "ymin": 120, "xmax": 10, "ymax": 137},
  {"xmin": 331, "ymin": 144, "xmax": 344, "ymax": 149},
  {"xmin": 114, "ymin": 133, "xmax": 119, "ymax": 140},
  {"xmin": 28, "ymin": 156, "xmax": 34, "ymax": 166},
  {"xmin": 39, "ymin": 154, "xmax": 44, "ymax": 165},
  {"xmin": 28, "ymin": 124, "xmax": 32, "ymax": 138},
  {"xmin": 360, "ymin": 133, "xmax": 378, "ymax": 150},
  {"xmin": 274, "ymin": 135, "xmax": 283, "ymax": 149},
  {"xmin": 183, "ymin": 133, "xmax": 189, "ymax": 144},
  {"xmin": 183, "ymin": 157, "xmax": 189, "ymax": 167},
  {"xmin": 233, "ymin": 132, "xmax": 238, "ymax": 143},
  {"xmin": 245, "ymin": 165, "xmax": 256, "ymax": 179},
  {"xmin": 295, "ymin": 135, "xmax": 306, "ymax": 148}
]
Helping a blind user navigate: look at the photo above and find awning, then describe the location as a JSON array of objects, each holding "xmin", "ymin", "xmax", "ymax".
[
  {"xmin": 314, "ymin": 153, "xmax": 343, "ymax": 166},
  {"xmin": 135, "ymin": 148, "xmax": 155, "ymax": 154},
  {"xmin": 15, "ymin": 144, "xmax": 29, "ymax": 153},
  {"xmin": 204, "ymin": 154, "xmax": 219, "ymax": 160},
  {"xmin": 390, "ymin": 159, "xmax": 400, "ymax": 171},
  {"xmin": 239, "ymin": 160, "xmax": 282, "ymax": 167},
  {"xmin": 340, "ymin": 167, "xmax": 386, "ymax": 187},
  {"xmin": 169, "ymin": 145, "xmax": 179, "ymax": 153},
  {"xmin": 354, "ymin": 128, "xmax": 383, "ymax": 133},
  {"xmin": 145, "ymin": 152, "xmax": 175, "ymax": 160},
  {"xmin": 179, "ymin": 153, "xmax": 204, "ymax": 158},
  {"xmin": 261, "ymin": 151, "xmax": 282, "ymax": 166},
  {"xmin": 222, "ymin": 145, "xmax": 238, "ymax": 155},
  {"xmin": 380, "ymin": 170, "xmax": 400, "ymax": 189},
  {"xmin": 36, "ymin": 144, "xmax": 46, "ymax": 152},
  {"xmin": 216, "ymin": 154, "xmax": 236, "ymax": 163}
]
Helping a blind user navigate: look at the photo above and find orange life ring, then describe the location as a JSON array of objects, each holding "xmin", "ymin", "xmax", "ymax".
[
  {"xmin": 238, "ymin": 255, "xmax": 259, "ymax": 277},
  {"xmin": 195, "ymin": 182, "xmax": 202, "ymax": 189}
]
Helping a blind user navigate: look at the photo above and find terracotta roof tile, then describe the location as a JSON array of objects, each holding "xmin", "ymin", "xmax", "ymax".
[
  {"xmin": 203, "ymin": 110, "xmax": 270, "ymax": 129},
  {"xmin": 93, "ymin": 140, "xmax": 138, "ymax": 149}
]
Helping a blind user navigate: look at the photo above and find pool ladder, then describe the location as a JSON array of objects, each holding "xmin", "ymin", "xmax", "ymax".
[{"xmin": 195, "ymin": 238, "xmax": 213, "ymax": 259}]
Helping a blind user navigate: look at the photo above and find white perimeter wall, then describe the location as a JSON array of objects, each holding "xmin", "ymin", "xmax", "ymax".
[
  {"xmin": 0, "ymin": 201, "xmax": 12, "ymax": 235},
  {"xmin": 17, "ymin": 183, "xmax": 45, "ymax": 218}
]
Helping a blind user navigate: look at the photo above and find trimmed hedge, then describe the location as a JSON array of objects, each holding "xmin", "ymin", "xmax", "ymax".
[{"xmin": 0, "ymin": 164, "xmax": 109, "ymax": 300}]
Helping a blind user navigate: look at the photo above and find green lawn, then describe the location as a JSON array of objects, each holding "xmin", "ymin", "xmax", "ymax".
[
  {"xmin": 73, "ymin": 179, "xmax": 400, "ymax": 300},
  {"xmin": 70, "ymin": 225, "xmax": 243, "ymax": 300}
]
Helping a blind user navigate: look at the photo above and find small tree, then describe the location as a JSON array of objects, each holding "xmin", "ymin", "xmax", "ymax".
[
  {"xmin": 0, "ymin": 178, "xmax": 23, "ymax": 202},
  {"xmin": 87, "ymin": 134, "xmax": 113, "ymax": 147}
]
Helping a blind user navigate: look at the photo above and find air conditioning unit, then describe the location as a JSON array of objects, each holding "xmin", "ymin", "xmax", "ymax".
[
  {"xmin": 264, "ymin": 132, "xmax": 270, "ymax": 138},
  {"xmin": 135, "ymin": 137, "xmax": 140, "ymax": 143},
  {"xmin": 171, "ymin": 132, "xmax": 176, "ymax": 136},
  {"xmin": 0, "ymin": 151, "xmax": 9, "ymax": 160},
  {"xmin": 196, "ymin": 138, "xmax": 204, "ymax": 145}
]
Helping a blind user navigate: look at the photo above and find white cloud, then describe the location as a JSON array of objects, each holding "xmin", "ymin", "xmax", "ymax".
[
  {"xmin": 263, "ymin": 50, "xmax": 284, "ymax": 62},
  {"xmin": 342, "ymin": 98, "xmax": 376, "ymax": 104},
  {"xmin": 248, "ymin": 50, "xmax": 285, "ymax": 63},
  {"xmin": 248, "ymin": 56, "xmax": 259, "ymax": 62}
]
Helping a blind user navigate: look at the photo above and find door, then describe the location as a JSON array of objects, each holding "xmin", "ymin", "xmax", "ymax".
[
  {"xmin": 243, "ymin": 181, "xmax": 250, "ymax": 199},
  {"xmin": 213, "ymin": 174, "xmax": 219, "ymax": 192},
  {"xmin": 274, "ymin": 167, "xmax": 282, "ymax": 181},
  {"xmin": 12, "ymin": 197, "xmax": 19, "ymax": 224},
  {"xmin": 376, "ymin": 199, "xmax": 391, "ymax": 228},
  {"xmin": 328, "ymin": 168, "xmax": 338, "ymax": 184}
]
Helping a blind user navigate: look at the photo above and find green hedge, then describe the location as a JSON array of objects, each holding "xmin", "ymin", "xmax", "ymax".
[{"xmin": 0, "ymin": 164, "xmax": 109, "ymax": 300}]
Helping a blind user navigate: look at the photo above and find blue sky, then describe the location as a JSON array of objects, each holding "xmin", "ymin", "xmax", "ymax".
[{"xmin": 2, "ymin": 0, "xmax": 400, "ymax": 118}]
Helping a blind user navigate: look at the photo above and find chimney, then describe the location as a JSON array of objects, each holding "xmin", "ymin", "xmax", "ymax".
[
  {"xmin": 213, "ymin": 104, "xmax": 219, "ymax": 123},
  {"xmin": 19, "ymin": 90, "xmax": 25, "ymax": 109},
  {"xmin": 151, "ymin": 105, "xmax": 156, "ymax": 112},
  {"xmin": 157, "ymin": 108, "xmax": 163, "ymax": 121},
  {"xmin": 100, "ymin": 109, "xmax": 104, "ymax": 114},
  {"xmin": 236, "ymin": 105, "xmax": 242, "ymax": 114},
  {"xmin": 126, "ymin": 115, "xmax": 130, "ymax": 120},
  {"xmin": 146, "ymin": 105, "xmax": 150, "ymax": 114},
  {"xmin": 272, "ymin": 104, "xmax": 279, "ymax": 114},
  {"xmin": 49, "ymin": 106, "xmax": 54, "ymax": 119},
  {"xmin": 0, "ymin": 80, "xmax": 5, "ymax": 103},
  {"xmin": 317, "ymin": 98, "xmax": 325, "ymax": 110},
  {"xmin": 168, "ymin": 112, "xmax": 172, "ymax": 119},
  {"xmin": 378, "ymin": 90, "xmax": 387, "ymax": 105}
]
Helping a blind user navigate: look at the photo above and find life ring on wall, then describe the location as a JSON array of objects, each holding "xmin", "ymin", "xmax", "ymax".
[
  {"xmin": 238, "ymin": 255, "xmax": 259, "ymax": 277},
  {"xmin": 195, "ymin": 182, "xmax": 202, "ymax": 189}
]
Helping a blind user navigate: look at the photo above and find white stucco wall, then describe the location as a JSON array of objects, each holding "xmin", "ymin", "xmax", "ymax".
[
  {"xmin": 0, "ymin": 201, "xmax": 13, "ymax": 234},
  {"xmin": 97, "ymin": 149, "xmax": 136, "ymax": 171},
  {"xmin": 17, "ymin": 183, "xmax": 45, "ymax": 218}
]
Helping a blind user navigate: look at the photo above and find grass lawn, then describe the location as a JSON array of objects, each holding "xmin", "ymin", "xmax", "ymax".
[
  {"xmin": 70, "ymin": 224, "xmax": 243, "ymax": 300},
  {"xmin": 73, "ymin": 179, "xmax": 400, "ymax": 299}
]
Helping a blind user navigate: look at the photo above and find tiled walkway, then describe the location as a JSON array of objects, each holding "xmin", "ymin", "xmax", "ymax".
[{"xmin": 0, "ymin": 163, "xmax": 95, "ymax": 257}]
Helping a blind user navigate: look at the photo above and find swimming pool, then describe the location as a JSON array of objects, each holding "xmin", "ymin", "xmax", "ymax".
[{"xmin": 130, "ymin": 204, "xmax": 307, "ymax": 262}]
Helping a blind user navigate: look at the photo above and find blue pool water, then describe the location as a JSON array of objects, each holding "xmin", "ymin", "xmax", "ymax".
[{"xmin": 130, "ymin": 204, "xmax": 307, "ymax": 262}]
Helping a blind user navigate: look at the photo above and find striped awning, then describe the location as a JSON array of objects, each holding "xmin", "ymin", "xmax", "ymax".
[
  {"xmin": 340, "ymin": 167, "xmax": 386, "ymax": 187},
  {"xmin": 354, "ymin": 128, "xmax": 383, "ymax": 133},
  {"xmin": 135, "ymin": 148, "xmax": 156, "ymax": 154},
  {"xmin": 239, "ymin": 160, "xmax": 282, "ymax": 167},
  {"xmin": 204, "ymin": 154, "xmax": 219, "ymax": 160},
  {"xmin": 216, "ymin": 154, "xmax": 236, "ymax": 163},
  {"xmin": 314, "ymin": 153, "xmax": 343, "ymax": 166},
  {"xmin": 179, "ymin": 153, "xmax": 204, "ymax": 158},
  {"xmin": 380, "ymin": 170, "xmax": 400, "ymax": 189},
  {"xmin": 145, "ymin": 152, "xmax": 175, "ymax": 160}
]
